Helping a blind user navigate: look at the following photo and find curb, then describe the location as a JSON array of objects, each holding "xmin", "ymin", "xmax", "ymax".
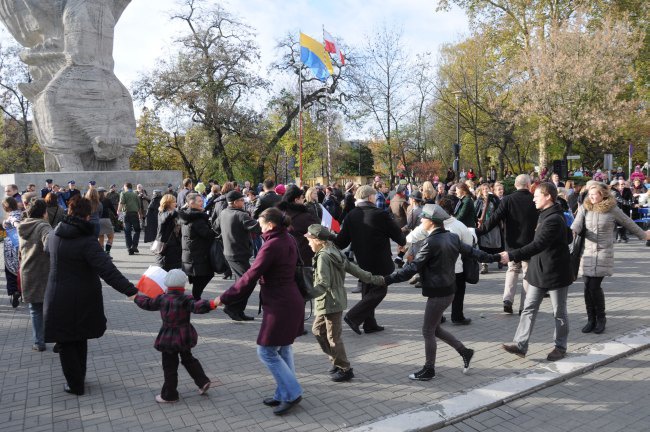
[{"xmin": 349, "ymin": 326, "xmax": 650, "ymax": 432}]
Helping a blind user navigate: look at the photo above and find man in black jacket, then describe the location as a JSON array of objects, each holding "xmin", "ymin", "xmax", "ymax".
[
  {"xmin": 501, "ymin": 182, "xmax": 573, "ymax": 362},
  {"xmin": 214, "ymin": 191, "xmax": 260, "ymax": 321},
  {"xmin": 335, "ymin": 185, "xmax": 406, "ymax": 334},
  {"xmin": 253, "ymin": 178, "xmax": 282, "ymax": 219},
  {"xmin": 477, "ymin": 174, "xmax": 537, "ymax": 314},
  {"xmin": 383, "ymin": 204, "xmax": 500, "ymax": 380}
]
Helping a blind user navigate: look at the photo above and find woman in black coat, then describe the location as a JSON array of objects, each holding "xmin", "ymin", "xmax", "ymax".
[
  {"xmin": 44, "ymin": 197, "xmax": 137, "ymax": 395},
  {"xmin": 144, "ymin": 190, "xmax": 162, "ymax": 243},
  {"xmin": 453, "ymin": 183, "xmax": 476, "ymax": 228},
  {"xmin": 155, "ymin": 194, "xmax": 182, "ymax": 271},
  {"xmin": 277, "ymin": 185, "xmax": 320, "ymax": 264},
  {"xmin": 179, "ymin": 193, "xmax": 215, "ymax": 299}
]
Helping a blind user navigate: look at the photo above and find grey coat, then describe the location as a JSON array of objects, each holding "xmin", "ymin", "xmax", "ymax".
[
  {"xmin": 17, "ymin": 218, "xmax": 52, "ymax": 303},
  {"xmin": 572, "ymin": 196, "xmax": 646, "ymax": 278}
]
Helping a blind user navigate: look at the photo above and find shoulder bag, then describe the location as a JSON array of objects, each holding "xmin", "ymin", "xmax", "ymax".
[
  {"xmin": 290, "ymin": 236, "xmax": 322, "ymax": 300},
  {"xmin": 569, "ymin": 207, "xmax": 587, "ymax": 281},
  {"xmin": 462, "ymin": 234, "xmax": 480, "ymax": 284}
]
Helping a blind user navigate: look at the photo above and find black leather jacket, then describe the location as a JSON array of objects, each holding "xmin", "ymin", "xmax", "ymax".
[{"xmin": 385, "ymin": 227, "xmax": 499, "ymax": 297}]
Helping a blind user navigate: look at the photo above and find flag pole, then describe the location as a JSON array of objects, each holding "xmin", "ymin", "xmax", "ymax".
[
  {"xmin": 323, "ymin": 25, "xmax": 332, "ymax": 185},
  {"xmin": 297, "ymin": 32, "xmax": 303, "ymax": 187},
  {"xmin": 299, "ymin": 62, "xmax": 303, "ymax": 187}
]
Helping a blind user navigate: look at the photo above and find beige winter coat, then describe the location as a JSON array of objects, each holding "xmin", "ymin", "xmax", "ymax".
[
  {"xmin": 17, "ymin": 218, "xmax": 52, "ymax": 303},
  {"xmin": 571, "ymin": 196, "xmax": 646, "ymax": 278}
]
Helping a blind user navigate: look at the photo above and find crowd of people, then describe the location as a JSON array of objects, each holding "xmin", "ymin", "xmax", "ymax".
[{"xmin": 1, "ymin": 166, "xmax": 650, "ymax": 416}]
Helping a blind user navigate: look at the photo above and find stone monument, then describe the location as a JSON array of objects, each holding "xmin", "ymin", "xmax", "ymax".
[{"xmin": 0, "ymin": 0, "xmax": 137, "ymax": 171}]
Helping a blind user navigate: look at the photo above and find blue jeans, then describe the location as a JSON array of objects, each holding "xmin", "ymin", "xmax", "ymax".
[
  {"xmin": 29, "ymin": 303, "xmax": 44, "ymax": 348},
  {"xmin": 513, "ymin": 284, "xmax": 569, "ymax": 353},
  {"xmin": 123, "ymin": 211, "xmax": 141, "ymax": 250},
  {"xmin": 257, "ymin": 345, "xmax": 302, "ymax": 402}
]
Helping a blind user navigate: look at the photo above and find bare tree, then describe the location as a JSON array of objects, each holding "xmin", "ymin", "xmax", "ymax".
[
  {"xmin": 133, "ymin": 0, "xmax": 266, "ymax": 180},
  {"xmin": 349, "ymin": 23, "xmax": 412, "ymax": 183},
  {"xmin": 0, "ymin": 39, "xmax": 41, "ymax": 171},
  {"xmin": 409, "ymin": 53, "xmax": 436, "ymax": 162},
  {"xmin": 260, "ymin": 33, "xmax": 350, "ymax": 184}
]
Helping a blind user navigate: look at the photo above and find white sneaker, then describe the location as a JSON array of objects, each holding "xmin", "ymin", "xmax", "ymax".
[
  {"xmin": 155, "ymin": 395, "xmax": 178, "ymax": 403},
  {"xmin": 199, "ymin": 382, "xmax": 211, "ymax": 395}
]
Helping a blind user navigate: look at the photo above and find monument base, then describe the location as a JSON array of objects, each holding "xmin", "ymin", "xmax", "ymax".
[{"xmin": 0, "ymin": 170, "xmax": 183, "ymax": 195}]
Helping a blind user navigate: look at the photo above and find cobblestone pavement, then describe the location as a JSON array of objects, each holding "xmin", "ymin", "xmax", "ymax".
[
  {"xmin": 0, "ymin": 235, "xmax": 648, "ymax": 432},
  {"xmin": 439, "ymin": 348, "xmax": 650, "ymax": 432}
]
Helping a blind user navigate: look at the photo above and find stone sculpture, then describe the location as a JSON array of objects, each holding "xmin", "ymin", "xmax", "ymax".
[{"xmin": 0, "ymin": 0, "xmax": 137, "ymax": 171}]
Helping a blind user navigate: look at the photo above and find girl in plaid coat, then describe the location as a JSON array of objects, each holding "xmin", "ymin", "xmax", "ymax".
[{"xmin": 134, "ymin": 269, "xmax": 216, "ymax": 403}]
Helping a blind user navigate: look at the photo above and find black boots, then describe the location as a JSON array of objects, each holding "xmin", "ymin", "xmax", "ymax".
[
  {"xmin": 594, "ymin": 317, "xmax": 606, "ymax": 334},
  {"xmin": 583, "ymin": 279, "xmax": 606, "ymax": 334},
  {"xmin": 582, "ymin": 319, "xmax": 596, "ymax": 333}
]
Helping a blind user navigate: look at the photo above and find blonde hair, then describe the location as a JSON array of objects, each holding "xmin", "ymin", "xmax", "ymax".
[
  {"xmin": 159, "ymin": 194, "xmax": 176, "ymax": 212},
  {"xmin": 421, "ymin": 181, "xmax": 436, "ymax": 201},
  {"xmin": 588, "ymin": 183, "xmax": 609, "ymax": 199},
  {"xmin": 305, "ymin": 187, "xmax": 319, "ymax": 203}
]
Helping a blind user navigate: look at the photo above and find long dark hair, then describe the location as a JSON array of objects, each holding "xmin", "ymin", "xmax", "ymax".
[{"xmin": 259, "ymin": 207, "xmax": 291, "ymax": 227}]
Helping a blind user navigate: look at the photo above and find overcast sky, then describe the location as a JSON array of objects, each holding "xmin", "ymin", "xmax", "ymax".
[{"xmin": 113, "ymin": 0, "xmax": 470, "ymax": 88}]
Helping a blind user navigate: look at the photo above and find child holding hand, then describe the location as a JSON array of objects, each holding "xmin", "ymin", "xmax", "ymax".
[{"xmin": 134, "ymin": 269, "xmax": 217, "ymax": 403}]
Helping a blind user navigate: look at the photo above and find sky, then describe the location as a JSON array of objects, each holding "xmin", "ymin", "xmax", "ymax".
[
  {"xmin": 112, "ymin": 0, "xmax": 470, "ymax": 89},
  {"xmin": 0, "ymin": 0, "xmax": 470, "ymax": 126}
]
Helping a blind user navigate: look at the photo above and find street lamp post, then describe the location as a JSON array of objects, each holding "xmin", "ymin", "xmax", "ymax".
[{"xmin": 452, "ymin": 91, "xmax": 462, "ymax": 173}]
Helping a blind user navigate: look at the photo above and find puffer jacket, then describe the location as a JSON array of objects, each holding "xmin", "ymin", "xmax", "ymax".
[
  {"xmin": 571, "ymin": 195, "xmax": 647, "ymax": 277},
  {"xmin": 312, "ymin": 244, "xmax": 384, "ymax": 315},
  {"xmin": 179, "ymin": 208, "xmax": 215, "ymax": 277},
  {"xmin": 17, "ymin": 218, "xmax": 52, "ymax": 303}
]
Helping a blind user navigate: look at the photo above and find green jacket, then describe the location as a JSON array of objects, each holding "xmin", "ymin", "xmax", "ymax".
[{"xmin": 312, "ymin": 244, "xmax": 384, "ymax": 315}]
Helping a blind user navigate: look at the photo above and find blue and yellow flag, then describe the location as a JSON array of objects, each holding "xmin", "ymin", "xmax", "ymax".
[{"xmin": 300, "ymin": 32, "xmax": 334, "ymax": 81}]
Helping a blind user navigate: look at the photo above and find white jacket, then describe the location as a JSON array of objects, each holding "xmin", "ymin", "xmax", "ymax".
[{"xmin": 406, "ymin": 216, "xmax": 476, "ymax": 273}]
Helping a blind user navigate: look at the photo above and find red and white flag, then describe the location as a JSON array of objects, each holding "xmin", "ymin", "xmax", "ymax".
[
  {"xmin": 323, "ymin": 29, "xmax": 345, "ymax": 65},
  {"xmin": 136, "ymin": 266, "xmax": 168, "ymax": 298},
  {"xmin": 320, "ymin": 204, "xmax": 341, "ymax": 233}
]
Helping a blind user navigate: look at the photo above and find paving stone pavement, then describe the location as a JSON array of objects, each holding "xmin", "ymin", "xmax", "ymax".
[
  {"xmin": 438, "ymin": 348, "xmax": 650, "ymax": 432},
  {"xmin": 0, "ymin": 235, "xmax": 648, "ymax": 432}
]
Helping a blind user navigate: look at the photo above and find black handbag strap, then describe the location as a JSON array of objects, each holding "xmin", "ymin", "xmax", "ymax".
[
  {"xmin": 580, "ymin": 206, "xmax": 588, "ymax": 235},
  {"xmin": 288, "ymin": 234, "xmax": 304, "ymax": 266}
]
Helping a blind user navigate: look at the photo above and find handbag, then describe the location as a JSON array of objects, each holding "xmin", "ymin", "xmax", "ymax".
[
  {"xmin": 569, "ymin": 208, "xmax": 587, "ymax": 281},
  {"xmin": 290, "ymin": 236, "xmax": 323, "ymax": 300},
  {"xmin": 462, "ymin": 236, "xmax": 480, "ymax": 284},
  {"xmin": 209, "ymin": 237, "xmax": 229, "ymax": 274}
]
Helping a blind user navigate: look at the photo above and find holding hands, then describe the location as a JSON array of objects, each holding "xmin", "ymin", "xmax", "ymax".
[{"xmin": 499, "ymin": 251, "xmax": 510, "ymax": 265}]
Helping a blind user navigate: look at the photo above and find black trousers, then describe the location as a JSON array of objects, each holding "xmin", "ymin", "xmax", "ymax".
[
  {"xmin": 124, "ymin": 211, "xmax": 141, "ymax": 250},
  {"xmin": 59, "ymin": 340, "xmax": 88, "ymax": 393},
  {"xmin": 223, "ymin": 258, "xmax": 251, "ymax": 315},
  {"xmin": 345, "ymin": 282, "xmax": 387, "ymax": 330},
  {"xmin": 4, "ymin": 268, "xmax": 18, "ymax": 296},
  {"xmin": 584, "ymin": 276, "xmax": 605, "ymax": 319},
  {"xmin": 161, "ymin": 350, "xmax": 209, "ymax": 401},
  {"xmin": 189, "ymin": 274, "xmax": 213, "ymax": 300},
  {"xmin": 451, "ymin": 273, "xmax": 467, "ymax": 321}
]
